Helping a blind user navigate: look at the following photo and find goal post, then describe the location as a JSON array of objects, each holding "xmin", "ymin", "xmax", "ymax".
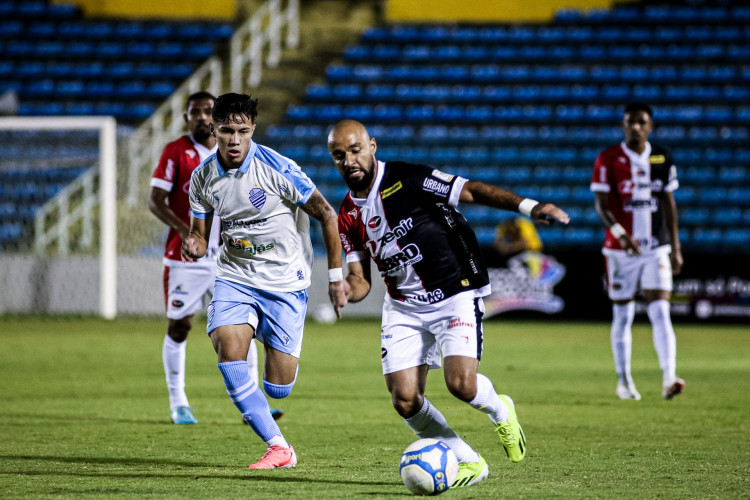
[{"xmin": 0, "ymin": 116, "xmax": 118, "ymax": 319}]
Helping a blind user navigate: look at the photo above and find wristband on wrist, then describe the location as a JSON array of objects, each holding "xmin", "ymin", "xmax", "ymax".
[
  {"xmin": 328, "ymin": 268, "xmax": 343, "ymax": 282},
  {"xmin": 609, "ymin": 223, "xmax": 626, "ymax": 239},
  {"xmin": 518, "ymin": 198, "xmax": 539, "ymax": 216}
]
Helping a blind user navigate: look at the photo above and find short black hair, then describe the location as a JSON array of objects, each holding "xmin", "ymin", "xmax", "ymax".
[
  {"xmin": 624, "ymin": 102, "xmax": 653, "ymax": 119},
  {"xmin": 185, "ymin": 91, "xmax": 216, "ymax": 111},
  {"xmin": 212, "ymin": 93, "xmax": 259, "ymax": 124}
]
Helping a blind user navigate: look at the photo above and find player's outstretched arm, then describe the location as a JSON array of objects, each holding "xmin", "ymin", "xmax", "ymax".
[
  {"xmin": 460, "ymin": 180, "xmax": 570, "ymax": 225},
  {"xmin": 181, "ymin": 216, "xmax": 211, "ymax": 262},
  {"xmin": 301, "ymin": 189, "xmax": 347, "ymax": 317},
  {"xmin": 594, "ymin": 192, "xmax": 641, "ymax": 256}
]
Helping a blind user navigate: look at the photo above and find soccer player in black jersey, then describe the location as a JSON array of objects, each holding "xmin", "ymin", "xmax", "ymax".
[{"xmin": 328, "ymin": 120, "xmax": 569, "ymax": 488}]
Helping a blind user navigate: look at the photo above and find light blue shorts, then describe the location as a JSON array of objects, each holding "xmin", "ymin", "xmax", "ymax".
[{"xmin": 206, "ymin": 278, "xmax": 308, "ymax": 358}]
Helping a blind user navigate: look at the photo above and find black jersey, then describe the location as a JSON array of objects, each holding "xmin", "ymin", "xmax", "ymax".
[{"xmin": 338, "ymin": 161, "xmax": 490, "ymax": 305}]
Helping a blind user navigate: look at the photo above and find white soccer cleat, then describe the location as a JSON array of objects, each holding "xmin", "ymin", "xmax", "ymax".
[
  {"xmin": 616, "ymin": 381, "xmax": 641, "ymax": 400},
  {"xmin": 662, "ymin": 377, "xmax": 685, "ymax": 400}
]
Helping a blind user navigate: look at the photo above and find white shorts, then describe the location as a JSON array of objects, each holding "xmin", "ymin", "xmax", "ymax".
[
  {"xmin": 603, "ymin": 247, "xmax": 673, "ymax": 301},
  {"xmin": 163, "ymin": 262, "xmax": 217, "ymax": 320},
  {"xmin": 380, "ymin": 291, "xmax": 485, "ymax": 375}
]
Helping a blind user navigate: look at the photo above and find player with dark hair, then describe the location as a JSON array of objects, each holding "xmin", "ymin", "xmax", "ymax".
[
  {"xmin": 328, "ymin": 120, "xmax": 569, "ymax": 488},
  {"xmin": 591, "ymin": 102, "xmax": 685, "ymax": 401},
  {"xmin": 149, "ymin": 91, "xmax": 283, "ymax": 425},
  {"xmin": 183, "ymin": 93, "xmax": 347, "ymax": 469},
  {"xmin": 148, "ymin": 91, "xmax": 219, "ymax": 425}
]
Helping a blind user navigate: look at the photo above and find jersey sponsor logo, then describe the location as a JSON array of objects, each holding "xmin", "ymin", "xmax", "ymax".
[
  {"xmin": 170, "ymin": 285, "xmax": 188, "ymax": 295},
  {"xmin": 297, "ymin": 269, "xmax": 304, "ymax": 280},
  {"xmin": 222, "ymin": 218, "xmax": 268, "ymax": 228},
  {"xmin": 408, "ymin": 288, "xmax": 445, "ymax": 303},
  {"xmin": 228, "ymin": 239, "xmax": 276, "ymax": 254},
  {"xmin": 249, "ymin": 188, "xmax": 266, "ymax": 209},
  {"xmin": 380, "ymin": 180, "xmax": 402, "ymax": 199},
  {"xmin": 447, "ymin": 317, "xmax": 475, "ymax": 329},
  {"xmin": 380, "ymin": 243, "xmax": 423, "ymax": 275},
  {"xmin": 340, "ymin": 233, "xmax": 354, "ymax": 253},
  {"xmin": 624, "ymin": 198, "xmax": 658, "ymax": 211},
  {"xmin": 422, "ymin": 178, "xmax": 450, "ymax": 196},
  {"xmin": 365, "ymin": 217, "xmax": 414, "ymax": 256},
  {"xmin": 431, "ymin": 169, "xmax": 455, "ymax": 182},
  {"xmin": 347, "ymin": 208, "xmax": 358, "ymax": 217},
  {"xmin": 186, "ymin": 149, "xmax": 197, "ymax": 159},
  {"xmin": 650, "ymin": 154, "xmax": 666, "ymax": 164},
  {"xmin": 171, "ymin": 300, "xmax": 184, "ymax": 308},
  {"xmin": 367, "ymin": 216, "xmax": 382, "ymax": 229}
]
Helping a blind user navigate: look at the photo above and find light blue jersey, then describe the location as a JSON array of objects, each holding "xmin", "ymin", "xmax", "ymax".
[{"xmin": 189, "ymin": 140, "xmax": 316, "ymax": 292}]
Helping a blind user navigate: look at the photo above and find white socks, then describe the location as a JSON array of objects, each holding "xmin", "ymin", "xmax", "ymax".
[
  {"xmin": 405, "ymin": 399, "xmax": 480, "ymax": 463},
  {"xmin": 162, "ymin": 335, "xmax": 188, "ymax": 410},
  {"xmin": 468, "ymin": 373, "xmax": 510, "ymax": 424},
  {"xmin": 647, "ymin": 299, "xmax": 677, "ymax": 385},
  {"xmin": 611, "ymin": 302, "xmax": 635, "ymax": 384}
]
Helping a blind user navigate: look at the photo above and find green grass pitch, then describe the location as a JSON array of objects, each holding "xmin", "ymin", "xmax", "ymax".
[{"xmin": 1, "ymin": 316, "xmax": 748, "ymax": 498}]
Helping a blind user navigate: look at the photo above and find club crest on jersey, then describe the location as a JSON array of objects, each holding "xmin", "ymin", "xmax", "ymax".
[
  {"xmin": 368, "ymin": 216, "xmax": 382, "ymax": 229},
  {"xmin": 249, "ymin": 188, "xmax": 266, "ymax": 209}
]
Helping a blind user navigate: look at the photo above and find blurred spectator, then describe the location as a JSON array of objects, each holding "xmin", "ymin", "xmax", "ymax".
[{"xmin": 494, "ymin": 216, "xmax": 542, "ymax": 256}]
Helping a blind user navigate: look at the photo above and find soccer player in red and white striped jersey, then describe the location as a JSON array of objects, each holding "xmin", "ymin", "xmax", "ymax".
[{"xmin": 591, "ymin": 102, "xmax": 685, "ymax": 401}]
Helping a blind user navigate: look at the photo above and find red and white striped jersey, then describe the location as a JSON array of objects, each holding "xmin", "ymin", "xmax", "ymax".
[
  {"xmin": 591, "ymin": 141, "xmax": 678, "ymax": 252},
  {"xmin": 338, "ymin": 160, "xmax": 490, "ymax": 305}
]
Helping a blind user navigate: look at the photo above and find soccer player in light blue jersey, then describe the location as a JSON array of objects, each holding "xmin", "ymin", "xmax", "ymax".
[{"xmin": 183, "ymin": 93, "xmax": 347, "ymax": 469}]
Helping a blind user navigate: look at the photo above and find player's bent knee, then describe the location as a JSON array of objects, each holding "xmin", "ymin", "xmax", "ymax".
[{"xmin": 263, "ymin": 379, "xmax": 295, "ymax": 399}]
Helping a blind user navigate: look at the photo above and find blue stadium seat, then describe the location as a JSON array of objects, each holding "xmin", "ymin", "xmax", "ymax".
[
  {"xmin": 692, "ymin": 229, "xmax": 723, "ymax": 247},
  {"xmin": 712, "ymin": 207, "xmax": 741, "ymax": 226},
  {"xmin": 725, "ymin": 229, "xmax": 750, "ymax": 247},
  {"xmin": 718, "ymin": 167, "xmax": 747, "ymax": 184}
]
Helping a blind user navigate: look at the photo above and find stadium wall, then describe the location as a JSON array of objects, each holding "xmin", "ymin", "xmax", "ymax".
[
  {"xmin": 0, "ymin": 256, "xmax": 387, "ymax": 318},
  {"xmin": 385, "ymin": 0, "xmax": 637, "ymax": 22},
  {"xmin": 52, "ymin": 0, "xmax": 236, "ymax": 19}
]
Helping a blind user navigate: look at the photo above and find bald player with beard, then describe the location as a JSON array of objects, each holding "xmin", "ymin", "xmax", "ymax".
[{"xmin": 328, "ymin": 119, "xmax": 569, "ymax": 488}]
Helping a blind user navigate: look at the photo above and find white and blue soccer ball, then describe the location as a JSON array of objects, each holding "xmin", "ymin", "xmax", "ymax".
[{"xmin": 399, "ymin": 438, "xmax": 458, "ymax": 496}]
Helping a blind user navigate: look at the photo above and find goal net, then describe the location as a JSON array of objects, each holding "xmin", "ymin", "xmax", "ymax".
[{"xmin": 0, "ymin": 117, "xmax": 118, "ymax": 318}]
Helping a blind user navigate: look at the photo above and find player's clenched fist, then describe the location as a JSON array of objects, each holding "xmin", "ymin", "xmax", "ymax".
[{"xmin": 181, "ymin": 233, "xmax": 206, "ymax": 262}]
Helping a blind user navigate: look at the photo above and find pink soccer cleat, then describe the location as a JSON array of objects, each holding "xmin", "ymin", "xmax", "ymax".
[{"xmin": 248, "ymin": 445, "xmax": 297, "ymax": 469}]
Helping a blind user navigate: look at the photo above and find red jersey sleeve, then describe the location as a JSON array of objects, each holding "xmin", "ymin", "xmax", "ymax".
[{"xmin": 338, "ymin": 195, "xmax": 368, "ymax": 263}]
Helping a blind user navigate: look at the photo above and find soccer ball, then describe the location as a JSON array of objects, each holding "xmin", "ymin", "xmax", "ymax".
[
  {"xmin": 311, "ymin": 303, "xmax": 337, "ymax": 324},
  {"xmin": 399, "ymin": 438, "xmax": 458, "ymax": 496}
]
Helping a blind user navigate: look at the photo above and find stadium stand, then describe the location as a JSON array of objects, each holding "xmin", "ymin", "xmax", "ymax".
[
  {"xmin": 255, "ymin": 0, "xmax": 750, "ymax": 252},
  {"xmin": 0, "ymin": 0, "xmax": 234, "ymax": 251},
  {"xmin": 0, "ymin": 0, "xmax": 233, "ymax": 123}
]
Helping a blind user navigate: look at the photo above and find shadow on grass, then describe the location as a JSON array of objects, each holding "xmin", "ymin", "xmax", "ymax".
[{"xmin": 0, "ymin": 454, "xmax": 396, "ymax": 487}]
